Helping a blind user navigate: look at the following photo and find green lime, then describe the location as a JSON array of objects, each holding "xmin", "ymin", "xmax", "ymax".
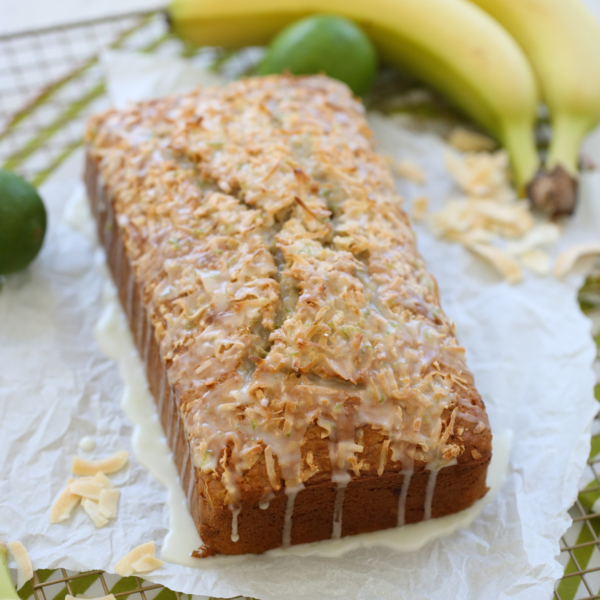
[
  {"xmin": 0, "ymin": 169, "xmax": 47, "ymax": 275},
  {"xmin": 258, "ymin": 15, "xmax": 378, "ymax": 96}
]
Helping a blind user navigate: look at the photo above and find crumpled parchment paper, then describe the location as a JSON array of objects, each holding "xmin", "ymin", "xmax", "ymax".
[{"xmin": 1, "ymin": 49, "xmax": 599, "ymax": 600}]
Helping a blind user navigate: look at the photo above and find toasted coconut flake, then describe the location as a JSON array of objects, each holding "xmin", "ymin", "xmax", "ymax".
[
  {"xmin": 98, "ymin": 488, "xmax": 121, "ymax": 520},
  {"xmin": 469, "ymin": 200, "xmax": 535, "ymax": 237},
  {"xmin": 506, "ymin": 222, "xmax": 562, "ymax": 256},
  {"xmin": 445, "ymin": 150, "xmax": 513, "ymax": 199},
  {"xmin": 554, "ymin": 242, "xmax": 600, "ymax": 278},
  {"xmin": 50, "ymin": 478, "xmax": 79, "ymax": 524},
  {"xmin": 465, "ymin": 242, "xmax": 523, "ymax": 284},
  {"xmin": 72, "ymin": 451, "xmax": 129, "ymax": 476},
  {"xmin": 393, "ymin": 159, "xmax": 426, "ymax": 185},
  {"xmin": 7, "ymin": 542, "xmax": 32, "ymax": 591},
  {"xmin": 114, "ymin": 542, "xmax": 156, "ymax": 577},
  {"xmin": 378, "ymin": 440, "xmax": 390, "ymax": 476},
  {"xmin": 447, "ymin": 126, "xmax": 495, "ymax": 153},
  {"xmin": 69, "ymin": 480, "xmax": 104, "ymax": 501},
  {"xmin": 82, "ymin": 499, "xmax": 109, "ymax": 529},
  {"xmin": 431, "ymin": 197, "xmax": 533, "ymax": 240},
  {"xmin": 411, "ymin": 196, "xmax": 428, "ymax": 222},
  {"xmin": 93, "ymin": 472, "xmax": 115, "ymax": 489},
  {"xmin": 449, "ymin": 227, "xmax": 496, "ymax": 246},
  {"xmin": 263, "ymin": 446, "xmax": 280, "ymax": 491},
  {"xmin": 131, "ymin": 554, "xmax": 164, "ymax": 574},
  {"xmin": 520, "ymin": 248, "xmax": 552, "ymax": 276}
]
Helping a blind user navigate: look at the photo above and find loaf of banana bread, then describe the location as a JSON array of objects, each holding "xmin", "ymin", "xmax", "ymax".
[{"xmin": 85, "ymin": 74, "xmax": 492, "ymax": 556}]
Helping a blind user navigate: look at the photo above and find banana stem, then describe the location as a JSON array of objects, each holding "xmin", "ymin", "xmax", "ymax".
[
  {"xmin": 0, "ymin": 544, "xmax": 20, "ymax": 600},
  {"xmin": 500, "ymin": 121, "xmax": 541, "ymax": 195},
  {"xmin": 547, "ymin": 113, "xmax": 587, "ymax": 176}
]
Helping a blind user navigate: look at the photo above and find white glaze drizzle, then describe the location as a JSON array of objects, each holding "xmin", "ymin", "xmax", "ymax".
[
  {"xmin": 78, "ymin": 436, "xmax": 96, "ymax": 452},
  {"xmin": 396, "ymin": 469, "xmax": 413, "ymax": 527},
  {"xmin": 259, "ymin": 490, "xmax": 274, "ymax": 510},
  {"xmin": 94, "ymin": 291, "xmax": 204, "ymax": 568},
  {"xmin": 424, "ymin": 468, "xmax": 439, "ymax": 521},
  {"xmin": 230, "ymin": 506, "xmax": 241, "ymax": 543},
  {"xmin": 332, "ymin": 480, "xmax": 349, "ymax": 539},
  {"xmin": 282, "ymin": 484, "xmax": 304, "ymax": 547}
]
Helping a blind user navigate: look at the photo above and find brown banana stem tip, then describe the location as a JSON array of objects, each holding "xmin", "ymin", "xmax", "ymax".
[{"xmin": 526, "ymin": 165, "xmax": 578, "ymax": 219}]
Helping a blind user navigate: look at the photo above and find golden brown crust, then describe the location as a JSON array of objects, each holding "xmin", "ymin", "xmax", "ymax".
[
  {"xmin": 86, "ymin": 152, "xmax": 491, "ymax": 555},
  {"xmin": 85, "ymin": 75, "xmax": 492, "ymax": 556}
]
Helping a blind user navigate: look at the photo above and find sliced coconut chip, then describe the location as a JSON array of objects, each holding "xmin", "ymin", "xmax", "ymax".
[
  {"xmin": 72, "ymin": 451, "xmax": 129, "ymax": 476},
  {"xmin": 429, "ymin": 199, "xmax": 475, "ymax": 237},
  {"xmin": 554, "ymin": 242, "xmax": 600, "ymax": 278},
  {"xmin": 445, "ymin": 150, "xmax": 513, "ymax": 199},
  {"xmin": 92, "ymin": 472, "xmax": 115, "ymax": 489},
  {"xmin": 411, "ymin": 196, "xmax": 428, "ymax": 222},
  {"xmin": 131, "ymin": 554, "xmax": 164, "ymax": 574},
  {"xmin": 469, "ymin": 200, "xmax": 535, "ymax": 237},
  {"xmin": 98, "ymin": 488, "xmax": 121, "ymax": 520},
  {"xmin": 7, "ymin": 542, "xmax": 32, "ymax": 591},
  {"xmin": 69, "ymin": 480, "xmax": 105, "ymax": 501},
  {"xmin": 50, "ymin": 478, "xmax": 80, "ymax": 524},
  {"xmin": 465, "ymin": 241, "xmax": 523, "ymax": 284},
  {"xmin": 520, "ymin": 248, "xmax": 552, "ymax": 276},
  {"xmin": 506, "ymin": 222, "xmax": 562, "ymax": 256},
  {"xmin": 447, "ymin": 126, "xmax": 496, "ymax": 153},
  {"xmin": 393, "ymin": 159, "xmax": 426, "ymax": 185},
  {"xmin": 449, "ymin": 227, "xmax": 497, "ymax": 246},
  {"xmin": 431, "ymin": 197, "xmax": 533, "ymax": 239},
  {"xmin": 114, "ymin": 542, "xmax": 156, "ymax": 577},
  {"xmin": 82, "ymin": 499, "xmax": 109, "ymax": 529}
]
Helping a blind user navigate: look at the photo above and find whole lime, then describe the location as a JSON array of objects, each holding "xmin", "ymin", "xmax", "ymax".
[
  {"xmin": 0, "ymin": 169, "xmax": 47, "ymax": 275},
  {"xmin": 258, "ymin": 15, "xmax": 378, "ymax": 96}
]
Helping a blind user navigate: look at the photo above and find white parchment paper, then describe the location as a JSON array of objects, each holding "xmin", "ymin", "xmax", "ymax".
[{"xmin": 1, "ymin": 51, "xmax": 600, "ymax": 600}]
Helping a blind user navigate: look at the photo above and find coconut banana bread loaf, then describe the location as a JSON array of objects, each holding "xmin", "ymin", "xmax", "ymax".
[{"xmin": 84, "ymin": 74, "xmax": 492, "ymax": 556}]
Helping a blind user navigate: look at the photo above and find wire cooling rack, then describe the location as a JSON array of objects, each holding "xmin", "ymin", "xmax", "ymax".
[{"xmin": 1, "ymin": 10, "xmax": 600, "ymax": 600}]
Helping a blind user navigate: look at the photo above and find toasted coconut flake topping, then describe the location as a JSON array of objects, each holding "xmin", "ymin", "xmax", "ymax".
[
  {"xmin": 87, "ymin": 75, "xmax": 490, "ymax": 506},
  {"xmin": 72, "ymin": 451, "xmax": 129, "ymax": 476},
  {"xmin": 50, "ymin": 478, "xmax": 79, "ymax": 524},
  {"xmin": 114, "ymin": 542, "xmax": 156, "ymax": 577},
  {"xmin": 7, "ymin": 542, "xmax": 32, "ymax": 591},
  {"xmin": 554, "ymin": 242, "xmax": 600, "ymax": 278}
]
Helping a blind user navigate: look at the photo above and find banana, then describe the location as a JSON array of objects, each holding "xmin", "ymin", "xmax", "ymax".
[
  {"xmin": 469, "ymin": 0, "xmax": 600, "ymax": 216},
  {"xmin": 168, "ymin": 0, "xmax": 541, "ymax": 192}
]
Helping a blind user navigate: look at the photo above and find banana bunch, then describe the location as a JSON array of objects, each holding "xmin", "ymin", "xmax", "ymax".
[
  {"xmin": 469, "ymin": 0, "xmax": 600, "ymax": 216},
  {"xmin": 168, "ymin": 0, "xmax": 600, "ymax": 217}
]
